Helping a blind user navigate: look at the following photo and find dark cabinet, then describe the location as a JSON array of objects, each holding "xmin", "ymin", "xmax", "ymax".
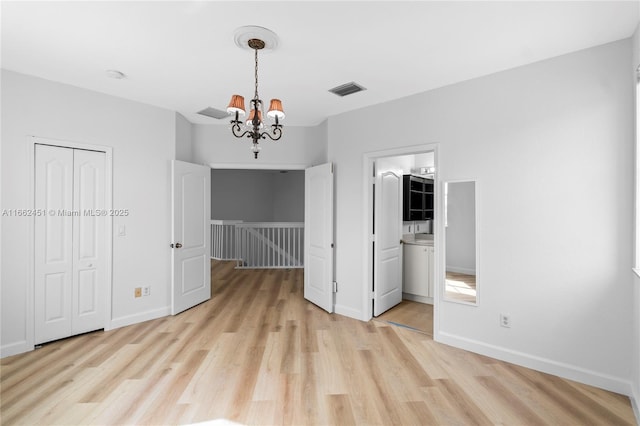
[{"xmin": 403, "ymin": 175, "xmax": 434, "ymax": 221}]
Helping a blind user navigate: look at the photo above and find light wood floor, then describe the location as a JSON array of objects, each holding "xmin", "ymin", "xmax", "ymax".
[
  {"xmin": 375, "ymin": 300, "xmax": 433, "ymax": 335},
  {"xmin": 1, "ymin": 260, "xmax": 636, "ymax": 425},
  {"xmin": 445, "ymin": 271, "xmax": 477, "ymax": 303}
]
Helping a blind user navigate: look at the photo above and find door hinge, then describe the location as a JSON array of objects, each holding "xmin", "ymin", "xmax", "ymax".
[
  {"xmin": 332, "ymin": 281, "xmax": 338, "ymax": 293},
  {"xmin": 371, "ymin": 291, "xmax": 376, "ymax": 299}
]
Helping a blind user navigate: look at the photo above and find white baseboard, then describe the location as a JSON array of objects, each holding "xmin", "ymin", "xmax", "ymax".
[
  {"xmin": 403, "ymin": 293, "xmax": 433, "ymax": 305},
  {"xmin": 334, "ymin": 304, "xmax": 362, "ymax": 321},
  {"xmin": 631, "ymin": 385, "xmax": 640, "ymax": 425},
  {"xmin": 1, "ymin": 340, "xmax": 33, "ymax": 358},
  {"xmin": 435, "ymin": 330, "xmax": 633, "ymax": 397},
  {"xmin": 2, "ymin": 307, "xmax": 170, "ymax": 358},
  {"xmin": 108, "ymin": 306, "xmax": 170, "ymax": 331},
  {"xmin": 446, "ymin": 265, "xmax": 476, "ymax": 275}
]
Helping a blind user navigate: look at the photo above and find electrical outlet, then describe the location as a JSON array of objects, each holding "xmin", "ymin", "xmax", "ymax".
[
  {"xmin": 134, "ymin": 287, "xmax": 142, "ymax": 298},
  {"xmin": 142, "ymin": 286, "xmax": 150, "ymax": 297},
  {"xmin": 500, "ymin": 313, "xmax": 511, "ymax": 328}
]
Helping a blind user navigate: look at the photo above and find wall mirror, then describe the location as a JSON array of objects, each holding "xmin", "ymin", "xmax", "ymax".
[{"xmin": 444, "ymin": 180, "xmax": 478, "ymax": 305}]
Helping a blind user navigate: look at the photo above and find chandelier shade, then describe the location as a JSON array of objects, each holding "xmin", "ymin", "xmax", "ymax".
[
  {"xmin": 226, "ymin": 95, "xmax": 246, "ymax": 115},
  {"xmin": 227, "ymin": 30, "xmax": 284, "ymax": 159},
  {"xmin": 245, "ymin": 109, "xmax": 263, "ymax": 127},
  {"xmin": 267, "ymin": 99, "xmax": 285, "ymax": 120}
]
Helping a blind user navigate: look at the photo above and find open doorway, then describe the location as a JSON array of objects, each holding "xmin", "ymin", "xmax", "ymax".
[
  {"xmin": 209, "ymin": 164, "xmax": 336, "ymax": 315},
  {"xmin": 364, "ymin": 145, "xmax": 439, "ymax": 335},
  {"xmin": 209, "ymin": 168, "xmax": 305, "ymax": 269},
  {"xmin": 211, "ymin": 169, "xmax": 304, "ymax": 223}
]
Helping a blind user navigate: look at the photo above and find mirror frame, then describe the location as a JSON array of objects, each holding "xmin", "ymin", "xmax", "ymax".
[{"xmin": 442, "ymin": 179, "xmax": 479, "ymax": 306}]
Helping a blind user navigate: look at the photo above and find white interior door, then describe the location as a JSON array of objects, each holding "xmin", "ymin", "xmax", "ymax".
[
  {"xmin": 304, "ymin": 163, "xmax": 334, "ymax": 313},
  {"xmin": 35, "ymin": 145, "xmax": 74, "ymax": 343},
  {"xmin": 373, "ymin": 170, "xmax": 403, "ymax": 316},
  {"xmin": 171, "ymin": 160, "xmax": 211, "ymax": 315},
  {"xmin": 35, "ymin": 145, "xmax": 106, "ymax": 344},
  {"xmin": 72, "ymin": 149, "xmax": 106, "ymax": 335}
]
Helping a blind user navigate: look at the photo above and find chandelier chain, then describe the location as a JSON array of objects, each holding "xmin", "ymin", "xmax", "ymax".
[{"xmin": 254, "ymin": 48, "xmax": 259, "ymax": 100}]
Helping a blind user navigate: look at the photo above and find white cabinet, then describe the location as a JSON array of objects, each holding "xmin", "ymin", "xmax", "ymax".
[
  {"xmin": 414, "ymin": 221, "xmax": 429, "ymax": 233},
  {"xmin": 402, "ymin": 222, "xmax": 413, "ymax": 234},
  {"xmin": 403, "ymin": 220, "xmax": 431, "ymax": 235},
  {"xmin": 403, "ymin": 243, "xmax": 434, "ymax": 303}
]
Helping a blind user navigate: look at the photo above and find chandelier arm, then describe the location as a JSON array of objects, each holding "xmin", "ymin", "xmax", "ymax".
[
  {"xmin": 261, "ymin": 126, "xmax": 283, "ymax": 141},
  {"xmin": 230, "ymin": 123, "xmax": 252, "ymax": 139}
]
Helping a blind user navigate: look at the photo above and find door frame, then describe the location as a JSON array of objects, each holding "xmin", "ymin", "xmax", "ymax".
[
  {"xmin": 209, "ymin": 162, "xmax": 318, "ymax": 307},
  {"xmin": 362, "ymin": 143, "xmax": 440, "ymax": 327},
  {"xmin": 27, "ymin": 136, "xmax": 114, "ymax": 350}
]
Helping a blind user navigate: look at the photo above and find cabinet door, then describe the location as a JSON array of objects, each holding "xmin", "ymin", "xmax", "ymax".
[
  {"xmin": 402, "ymin": 222, "xmax": 414, "ymax": 234},
  {"xmin": 403, "ymin": 244, "xmax": 429, "ymax": 297}
]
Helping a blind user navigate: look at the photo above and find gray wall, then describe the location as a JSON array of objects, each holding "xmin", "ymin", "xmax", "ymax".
[
  {"xmin": 273, "ymin": 171, "xmax": 305, "ymax": 222},
  {"xmin": 211, "ymin": 169, "xmax": 304, "ymax": 222}
]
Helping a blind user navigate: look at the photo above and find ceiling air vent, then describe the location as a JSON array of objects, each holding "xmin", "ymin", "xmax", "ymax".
[
  {"xmin": 197, "ymin": 107, "xmax": 229, "ymax": 119},
  {"xmin": 328, "ymin": 81, "xmax": 366, "ymax": 97}
]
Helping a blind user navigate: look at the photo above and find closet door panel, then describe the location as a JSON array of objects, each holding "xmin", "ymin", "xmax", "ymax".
[
  {"xmin": 34, "ymin": 145, "xmax": 106, "ymax": 344},
  {"xmin": 35, "ymin": 144, "xmax": 74, "ymax": 344},
  {"xmin": 72, "ymin": 149, "xmax": 106, "ymax": 334}
]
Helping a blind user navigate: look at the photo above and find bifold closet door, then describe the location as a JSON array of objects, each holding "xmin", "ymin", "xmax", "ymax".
[
  {"xmin": 34, "ymin": 144, "xmax": 106, "ymax": 345},
  {"xmin": 71, "ymin": 148, "xmax": 106, "ymax": 336},
  {"xmin": 35, "ymin": 145, "xmax": 74, "ymax": 344}
]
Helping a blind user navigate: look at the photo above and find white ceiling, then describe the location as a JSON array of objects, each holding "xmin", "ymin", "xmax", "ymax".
[{"xmin": 2, "ymin": 1, "xmax": 638, "ymax": 127}]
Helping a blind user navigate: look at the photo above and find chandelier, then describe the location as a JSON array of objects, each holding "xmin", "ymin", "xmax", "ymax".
[{"xmin": 227, "ymin": 36, "xmax": 284, "ymax": 159}]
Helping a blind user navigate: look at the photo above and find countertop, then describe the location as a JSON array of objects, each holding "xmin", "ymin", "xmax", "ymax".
[{"xmin": 402, "ymin": 234, "xmax": 434, "ymax": 246}]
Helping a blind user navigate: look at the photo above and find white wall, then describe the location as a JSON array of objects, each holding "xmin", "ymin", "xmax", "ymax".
[
  {"xmin": 192, "ymin": 121, "xmax": 327, "ymax": 168},
  {"xmin": 445, "ymin": 181, "xmax": 476, "ymax": 274},
  {"xmin": 1, "ymin": 70, "xmax": 177, "ymax": 356},
  {"xmin": 210, "ymin": 169, "xmax": 304, "ymax": 222},
  {"xmin": 328, "ymin": 40, "xmax": 634, "ymax": 394},
  {"xmin": 631, "ymin": 22, "xmax": 640, "ymax": 421},
  {"xmin": 376, "ymin": 154, "xmax": 414, "ymax": 176},
  {"xmin": 175, "ymin": 112, "xmax": 193, "ymax": 162},
  {"xmin": 412, "ymin": 152, "xmax": 435, "ymax": 174}
]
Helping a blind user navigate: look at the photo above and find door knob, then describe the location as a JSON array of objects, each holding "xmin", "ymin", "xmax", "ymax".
[{"xmin": 171, "ymin": 242, "xmax": 183, "ymax": 248}]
